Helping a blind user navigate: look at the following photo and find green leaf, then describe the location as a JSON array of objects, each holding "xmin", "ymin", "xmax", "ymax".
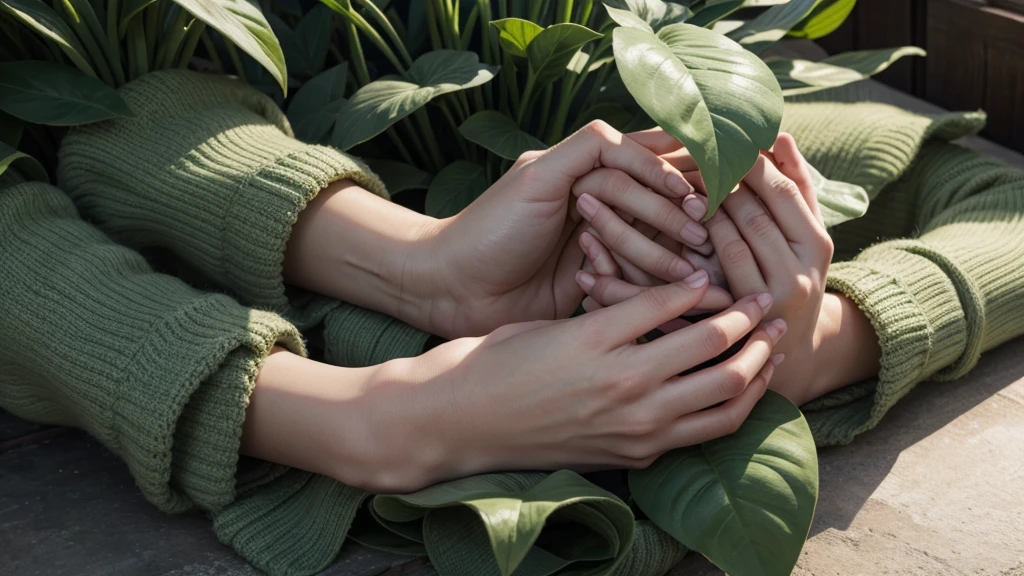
[
  {"xmin": 172, "ymin": 0, "xmax": 288, "ymax": 93},
  {"xmin": 727, "ymin": 0, "xmax": 819, "ymax": 54},
  {"xmin": 287, "ymin": 63, "xmax": 347, "ymax": 143},
  {"xmin": 604, "ymin": 5, "xmax": 653, "ymax": 32},
  {"xmin": 808, "ymin": 163, "xmax": 868, "ymax": 227},
  {"xmin": 332, "ymin": 50, "xmax": 498, "ymax": 151},
  {"xmin": 787, "ymin": 0, "xmax": 856, "ymax": 39},
  {"xmin": 459, "ymin": 111, "xmax": 547, "ymax": 161},
  {"xmin": 375, "ymin": 471, "xmax": 635, "ymax": 576},
  {"xmin": 425, "ymin": 160, "xmax": 488, "ymax": 218},
  {"xmin": 0, "ymin": 110, "xmax": 23, "ymax": 148},
  {"xmin": 490, "ymin": 17, "xmax": 544, "ymax": 58},
  {"xmin": 603, "ymin": 0, "xmax": 693, "ymax": 31},
  {"xmin": 0, "ymin": 0, "xmax": 96, "ymax": 76},
  {"xmin": 769, "ymin": 46, "xmax": 926, "ymax": 96},
  {"xmin": 527, "ymin": 23, "xmax": 603, "ymax": 86},
  {"xmin": 270, "ymin": 4, "xmax": 332, "ymax": 78},
  {"xmin": 118, "ymin": 0, "xmax": 159, "ymax": 36},
  {"xmin": 629, "ymin": 391, "xmax": 819, "ymax": 576},
  {"xmin": 365, "ymin": 159, "xmax": 433, "ymax": 194},
  {"xmin": 687, "ymin": 0, "xmax": 744, "ymax": 27},
  {"xmin": 612, "ymin": 23, "xmax": 783, "ymax": 216},
  {"xmin": 0, "ymin": 140, "xmax": 47, "ymax": 182},
  {"xmin": 0, "ymin": 60, "xmax": 133, "ymax": 125},
  {"xmin": 573, "ymin": 102, "xmax": 634, "ymax": 132}
]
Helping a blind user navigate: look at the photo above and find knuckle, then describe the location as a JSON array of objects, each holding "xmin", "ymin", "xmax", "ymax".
[
  {"xmin": 770, "ymin": 177, "xmax": 802, "ymax": 200},
  {"xmin": 720, "ymin": 238, "xmax": 753, "ymax": 267},
  {"xmin": 618, "ymin": 411, "xmax": 660, "ymax": 437},
  {"xmin": 642, "ymin": 285, "xmax": 676, "ymax": 314},
  {"xmin": 700, "ymin": 322, "xmax": 732, "ymax": 357},
  {"xmin": 514, "ymin": 149, "xmax": 543, "ymax": 167},
  {"xmin": 582, "ymin": 119, "xmax": 614, "ymax": 139},
  {"xmin": 716, "ymin": 364, "xmax": 750, "ymax": 398},
  {"xmin": 792, "ymin": 275, "xmax": 815, "ymax": 302},
  {"xmin": 744, "ymin": 211, "xmax": 777, "ymax": 240},
  {"xmin": 620, "ymin": 441, "xmax": 656, "ymax": 462}
]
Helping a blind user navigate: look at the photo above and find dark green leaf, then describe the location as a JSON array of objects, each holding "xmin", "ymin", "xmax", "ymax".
[
  {"xmin": 573, "ymin": 102, "xmax": 634, "ymax": 132},
  {"xmin": 490, "ymin": 17, "xmax": 544, "ymax": 58},
  {"xmin": 287, "ymin": 63, "xmax": 347, "ymax": 143},
  {"xmin": 172, "ymin": 0, "xmax": 289, "ymax": 93},
  {"xmin": 687, "ymin": 0, "xmax": 744, "ymax": 27},
  {"xmin": 272, "ymin": 4, "xmax": 333, "ymax": 78},
  {"xmin": 629, "ymin": 391, "xmax": 819, "ymax": 576},
  {"xmin": 727, "ymin": 0, "xmax": 819, "ymax": 54},
  {"xmin": 787, "ymin": 0, "xmax": 856, "ymax": 39},
  {"xmin": 425, "ymin": 160, "xmax": 488, "ymax": 218},
  {"xmin": 612, "ymin": 23, "xmax": 783, "ymax": 216},
  {"xmin": 527, "ymin": 23, "xmax": 603, "ymax": 86},
  {"xmin": 366, "ymin": 159, "xmax": 433, "ymax": 194},
  {"xmin": 0, "ymin": 139, "xmax": 47, "ymax": 182},
  {"xmin": 0, "ymin": 60, "xmax": 133, "ymax": 125},
  {"xmin": 459, "ymin": 110, "xmax": 547, "ymax": 160},
  {"xmin": 0, "ymin": 110, "xmax": 23, "ymax": 148},
  {"xmin": 118, "ymin": 0, "xmax": 159, "ymax": 36},
  {"xmin": 0, "ymin": 0, "xmax": 96, "ymax": 75},
  {"xmin": 332, "ymin": 50, "xmax": 498, "ymax": 151},
  {"xmin": 769, "ymin": 46, "xmax": 926, "ymax": 96},
  {"xmin": 603, "ymin": 0, "xmax": 693, "ymax": 31}
]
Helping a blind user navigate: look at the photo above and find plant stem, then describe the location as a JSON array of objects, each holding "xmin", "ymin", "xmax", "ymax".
[
  {"xmin": 425, "ymin": 0, "xmax": 443, "ymax": 51},
  {"xmin": 577, "ymin": 0, "xmax": 595, "ymax": 26},
  {"xmin": 536, "ymin": 84, "xmax": 553, "ymax": 136},
  {"xmin": 400, "ymin": 117, "xmax": 435, "ymax": 172},
  {"xmin": 199, "ymin": 30, "xmax": 223, "ymax": 73},
  {"xmin": 460, "ymin": 4, "xmax": 479, "ymax": 51},
  {"xmin": 176, "ymin": 20, "xmax": 205, "ymax": 69},
  {"xmin": 60, "ymin": 0, "xmax": 116, "ymax": 86},
  {"xmin": 556, "ymin": 0, "xmax": 574, "ymax": 23},
  {"xmin": 105, "ymin": 0, "xmax": 125, "ymax": 84},
  {"xmin": 225, "ymin": 42, "xmax": 247, "ymax": 83},
  {"xmin": 339, "ymin": 7, "xmax": 406, "ymax": 73},
  {"xmin": 438, "ymin": 99, "xmax": 472, "ymax": 160},
  {"xmin": 144, "ymin": 3, "xmax": 159, "ymax": 69},
  {"xmin": 351, "ymin": 0, "xmax": 413, "ymax": 68},
  {"xmin": 414, "ymin": 108, "xmax": 447, "ymax": 169},
  {"xmin": 155, "ymin": 8, "xmax": 189, "ymax": 69},
  {"xmin": 498, "ymin": 0, "xmax": 508, "ymax": 18},
  {"xmin": 127, "ymin": 17, "xmax": 147, "ymax": 78},
  {"xmin": 345, "ymin": 20, "xmax": 371, "ymax": 86},
  {"xmin": 516, "ymin": 73, "xmax": 536, "ymax": 126},
  {"xmin": 385, "ymin": 127, "xmax": 417, "ymax": 167}
]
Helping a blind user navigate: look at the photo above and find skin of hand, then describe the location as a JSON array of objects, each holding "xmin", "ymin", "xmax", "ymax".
[
  {"xmin": 284, "ymin": 120, "xmax": 728, "ymax": 340},
  {"xmin": 241, "ymin": 272, "xmax": 786, "ymax": 493},
  {"xmin": 575, "ymin": 133, "xmax": 881, "ymax": 405}
]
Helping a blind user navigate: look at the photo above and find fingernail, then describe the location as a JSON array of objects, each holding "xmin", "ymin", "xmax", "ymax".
[
  {"xmin": 755, "ymin": 292, "xmax": 773, "ymax": 311},
  {"xmin": 579, "ymin": 232, "xmax": 597, "ymax": 259},
  {"xmin": 577, "ymin": 193, "xmax": 598, "ymax": 219},
  {"xmin": 771, "ymin": 353, "xmax": 786, "ymax": 366},
  {"xmin": 682, "ymin": 221, "xmax": 708, "ymax": 245},
  {"xmin": 767, "ymin": 318, "xmax": 788, "ymax": 340},
  {"xmin": 667, "ymin": 172, "xmax": 693, "ymax": 196},
  {"xmin": 576, "ymin": 270, "xmax": 596, "ymax": 291},
  {"xmin": 683, "ymin": 194, "xmax": 706, "ymax": 220},
  {"xmin": 683, "ymin": 269, "xmax": 708, "ymax": 288}
]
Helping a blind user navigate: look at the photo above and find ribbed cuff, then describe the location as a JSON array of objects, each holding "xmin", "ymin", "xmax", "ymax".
[{"xmin": 322, "ymin": 303, "xmax": 431, "ymax": 368}]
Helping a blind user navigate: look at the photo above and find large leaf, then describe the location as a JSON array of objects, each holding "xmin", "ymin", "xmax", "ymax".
[
  {"xmin": 172, "ymin": 0, "xmax": 288, "ymax": 93},
  {"xmin": 0, "ymin": 140, "xmax": 47, "ymax": 182},
  {"xmin": 459, "ymin": 111, "xmax": 547, "ymax": 160},
  {"xmin": 0, "ymin": 0, "xmax": 95, "ymax": 75},
  {"xmin": 425, "ymin": 160, "xmax": 488, "ymax": 218},
  {"xmin": 374, "ymin": 471, "xmax": 635, "ymax": 576},
  {"xmin": 332, "ymin": 50, "xmax": 498, "ymax": 151},
  {"xmin": 613, "ymin": 23, "xmax": 783, "ymax": 216},
  {"xmin": 727, "ymin": 0, "xmax": 820, "ymax": 54},
  {"xmin": 490, "ymin": 18, "xmax": 544, "ymax": 58},
  {"xmin": 808, "ymin": 163, "xmax": 868, "ymax": 227},
  {"xmin": 527, "ymin": 23, "xmax": 603, "ymax": 86},
  {"xmin": 0, "ymin": 60, "xmax": 133, "ymax": 125},
  {"xmin": 287, "ymin": 63, "xmax": 347, "ymax": 143},
  {"xmin": 769, "ymin": 46, "xmax": 926, "ymax": 96},
  {"xmin": 269, "ymin": 4, "xmax": 332, "ymax": 78},
  {"xmin": 365, "ymin": 159, "xmax": 433, "ymax": 194},
  {"xmin": 787, "ymin": 0, "xmax": 856, "ymax": 39},
  {"xmin": 629, "ymin": 391, "xmax": 819, "ymax": 576},
  {"xmin": 603, "ymin": 0, "xmax": 693, "ymax": 31}
]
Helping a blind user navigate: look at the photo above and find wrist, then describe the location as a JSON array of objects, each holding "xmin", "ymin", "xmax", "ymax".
[{"xmin": 809, "ymin": 292, "xmax": 882, "ymax": 400}]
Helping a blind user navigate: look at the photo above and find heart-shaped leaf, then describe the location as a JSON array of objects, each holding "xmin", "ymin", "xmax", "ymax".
[
  {"xmin": 769, "ymin": 46, "xmax": 926, "ymax": 96},
  {"xmin": 0, "ymin": 0, "xmax": 95, "ymax": 76},
  {"xmin": 332, "ymin": 50, "xmax": 498, "ymax": 151},
  {"xmin": 612, "ymin": 23, "xmax": 783, "ymax": 216},
  {"xmin": 629, "ymin": 391, "xmax": 819, "ymax": 576},
  {"xmin": 807, "ymin": 163, "xmax": 868, "ymax": 227},
  {"xmin": 604, "ymin": 5, "xmax": 654, "ymax": 32},
  {"xmin": 425, "ymin": 160, "xmax": 488, "ymax": 218},
  {"xmin": 287, "ymin": 63, "xmax": 347, "ymax": 143},
  {"xmin": 270, "ymin": 4, "xmax": 332, "ymax": 78},
  {"xmin": 603, "ymin": 0, "xmax": 693, "ymax": 31},
  {"xmin": 0, "ymin": 140, "xmax": 47, "ymax": 183},
  {"xmin": 459, "ymin": 111, "xmax": 547, "ymax": 160},
  {"xmin": 687, "ymin": 0, "xmax": 745, "ymax": 27},
  {"xmin": 366, "ymin": 159, "xmax": 433, "ymax": 194},
  {"xmin": 490, "ymin": 18, "xmax": 544, "ymax": 58},
  {"xmin": 0, "ymin": 61, "xmax": 133, "ymax": 125},
  {"xmin": 787, "ymin": 0, "xmax": 856, "ymax": 39},
  {"xmin": 172, "ymin": 0, "xmax": 288, "ymax": 93},
  {"xmin": 527, "ymin": 23, "xmax": 603, "ymax": 86},
  {"xmin": 727, "ymin": 0, "xmax": 819, "ymax": 54}
]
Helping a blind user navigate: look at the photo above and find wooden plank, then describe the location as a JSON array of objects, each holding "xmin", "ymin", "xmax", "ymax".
[
  {"xmin": 856, "ymin": 0, "xmax": 916, "ymax": 93},
  {"xmin": 985, "ymin": 44, "xmax": 1024, "ymax": 151}
]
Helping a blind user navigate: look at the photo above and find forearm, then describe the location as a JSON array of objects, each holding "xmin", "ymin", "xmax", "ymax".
[
  {"xmin": 283, "ymin": 179, "xmax": 443, "ymax": 333},
  {"xmin": 807, "ymin": 292, "xmax": 882, "ymax": 403}
]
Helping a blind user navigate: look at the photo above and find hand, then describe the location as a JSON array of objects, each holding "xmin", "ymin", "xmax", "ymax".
[{"xmin": 352, "ymin": 273, "xmax": 785, "ymax": 492}]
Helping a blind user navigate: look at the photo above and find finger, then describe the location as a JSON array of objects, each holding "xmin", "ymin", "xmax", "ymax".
[
  {"xmin": 579, "ymin": 272, "xmax": 734, "ymax": 315},
  {"xmin": 640, "ymin": 319, "xmax": 786, "ymax": 420},
  {"xmin": 539, "ymin": 120, "xmax": 695, "ymax": 199},
  {"xmin": 705, "ymin": 209, "xmax": 769, "ymax": 298},
  {"xmin": 744, "ymin": 150, "xmax": 822, "ymax": 245},
  {"xmin": 653, "ymin": 356, "xmax": 775, "ymax": 451},
  {"xmin": 625, "ymin": 127, "xmax": 685, "ymax": 156},
  {"xmin": 573, "ymin": 168, "xmax": 708, "ymax": 248},
  {"xmin": 552, "ymin": 218, "xmax": 589, "ymax": 316},
  {"xmin": 774, "ymin": 132, "xmax": 824, "ymax": 227},
  {"xmin": 585, "ymin": 270, "xmax": 710, "ymax": 346},
  {"xmin": 580, "ymin": 231, "xmax": 622, "ymax": 277},
  {"xmin": 721, "ymin": 185, "xmax": 798, "ymax": 285},
  {"xmin": 634, "ymin": 292, "xmax": 774, "ymax": 381},
  {"xmin": 582, "ymin": 296, "xmax": 603, "ymax": 313},
  {"xmin": 681, "ymin": 194, "xmax": 714, "ymax": 256},
  {"xmin": 578, "ymin": 193, "xmax": 696, "ymax": 281}
]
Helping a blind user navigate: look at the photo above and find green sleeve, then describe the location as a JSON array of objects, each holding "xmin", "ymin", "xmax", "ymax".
[
  {"xmin": 0, "ymin": 180, "xmax": 306, "ymax": 513},
  {"xmin": 58, "ymin": 70, "xmax": 387, "ymax": 329},
  {"xmin": 805, "ymin": 141, "xmax": 1024, "ymax": 445}
]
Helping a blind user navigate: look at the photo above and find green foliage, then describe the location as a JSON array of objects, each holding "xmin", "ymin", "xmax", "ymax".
[
  {"xmin": 0, "ymin": 60, "xmax": 133, "ymax": 124},
  {"xmin": 629, "ymin": 391, "xmax": 819, "ymax": 576},
  {"xmin": 769, "ymin": 45, "xmax": 927, "ymax": 95}
]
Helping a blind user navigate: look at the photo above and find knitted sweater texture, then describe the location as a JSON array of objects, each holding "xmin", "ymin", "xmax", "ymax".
[{"xmin": 0, "ymin": 71, "xmax": 1021, "ymax": 575}]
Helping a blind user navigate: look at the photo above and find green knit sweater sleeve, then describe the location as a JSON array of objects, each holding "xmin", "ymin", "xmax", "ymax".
[
  {"xmin": 804, "ymin": 142, "xmax": 1024, "ymax": 445},
  {"xmin": 0, "ymin": 179, "xmax": 306, "ymax": 513},
  {"xmin": 58, "ymin": 70, "xmax": 388, "ymax": 329}
]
